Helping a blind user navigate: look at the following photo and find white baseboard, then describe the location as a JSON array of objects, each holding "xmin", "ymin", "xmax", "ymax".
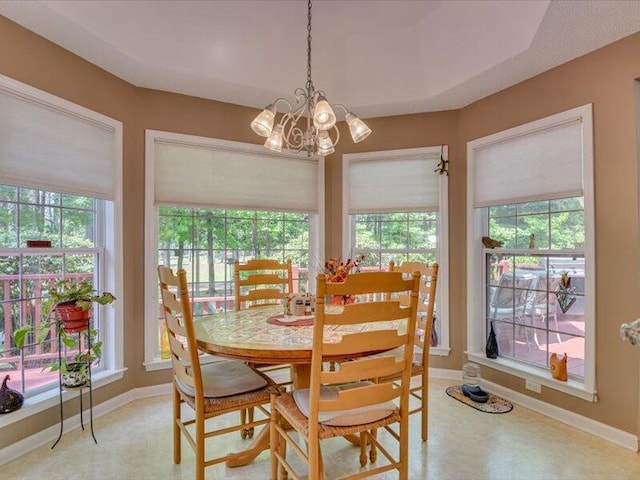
[
  {"xmin": 0, "ymin": 382, "xmax": 173, "ymax": 467},
  {"xmin": 430, "ymin": 368, "xmax": 638, "ymax": 452}
]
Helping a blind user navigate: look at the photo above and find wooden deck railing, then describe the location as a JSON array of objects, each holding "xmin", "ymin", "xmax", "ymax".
[{"xmin": 1, "ymin": 273, "xmax": 91, "ymax": 364}]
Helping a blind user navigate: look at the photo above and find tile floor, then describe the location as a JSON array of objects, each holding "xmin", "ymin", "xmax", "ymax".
[{"xmin": 2, "ymin": 378, "xmax": 640, "ymax": 480}]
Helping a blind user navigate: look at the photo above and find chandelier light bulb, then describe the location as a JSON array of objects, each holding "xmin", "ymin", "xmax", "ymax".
[
  {"xmin": 317, "ymin": 130, "xmax": 334, "ymax": 151},
  {"xmin": 251, "ymin": 105, "xmax": 276, "ymax": 137},
  {"xmin": 313, "ymin": 95, "xmax": 337, "ymax": 131},
  {"xmin": 317, "ymin": 145, "xmax": 335, "ymax": 156},
  {"xmin": 346, "ymin": 112, "xmax": 372, "ymax": 143},
  {"xmin": 264, "ymin": 124, "xmax": 284, "ymax": 152}
]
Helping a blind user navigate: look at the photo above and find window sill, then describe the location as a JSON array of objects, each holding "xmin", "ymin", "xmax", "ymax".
[
  {"xmin": 144, "ymin": 354, "xmax": 222, "ymax": 372},
  {"xmin": 0, "ymin": 368, "xmax": 127, "ymax": 429},
  {"xmin": 430, "ymin": 346, "xmax": 451, "ymax": 356},
  {"xmin": 466, "ymin": 352, "xmax": 596, "ymax": 402}
]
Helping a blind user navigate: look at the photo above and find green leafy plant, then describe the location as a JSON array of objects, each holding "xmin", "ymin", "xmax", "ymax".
[
  {"xmin": 44, "ymin": 278, "xmax": 116, "ymax": 315},
  {"xmin": 12, "ymin": 278, "xmax": 115, "ymax": 378}
]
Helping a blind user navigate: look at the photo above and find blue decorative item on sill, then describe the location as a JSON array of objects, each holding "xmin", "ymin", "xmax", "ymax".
[{"xmin": 0, "ymin": 374, "xmax": 24, "ymax": 414}]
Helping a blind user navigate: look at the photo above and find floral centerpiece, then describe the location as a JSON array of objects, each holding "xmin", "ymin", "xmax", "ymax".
[{"xmin": 324, "ymin": 255, "xmax": 365, "ymax": 304}]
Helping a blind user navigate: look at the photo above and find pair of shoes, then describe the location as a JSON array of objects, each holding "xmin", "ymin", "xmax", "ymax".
[{"xmin": 461, "ymin": 384, "xmax": 489, "ymax": 403}]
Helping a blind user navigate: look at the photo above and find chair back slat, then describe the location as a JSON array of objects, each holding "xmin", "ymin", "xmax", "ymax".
[
  {"xmin": 168, "ymin": 331, "xmax": 190, "ymax": 362},
  {"xmin": 164, "ymin": 311, "xmax": 187, "ymax": 338},
  {"xmin": 389, "ymin": 261, "xmax": 439, "ymax": 355},
  {"xmin": 320, "ymin": 355, "xmax": 404, "ymax": 384},
  {"xmin": 318, "ymin": 381, "xmax": 399, "ymax": 412},
  {"xmin": 322, "ymin": 330, "xmax": 407, "ymax": 356},
  {"xmin": 324, "ymin": 301, "xmax": 409, "ymax": 326},
  {"xmin": 234, "ymin": 258, "xmax": 293, "ymax": 311},
  {"xmin": 325, "ymin": 271, "xmax": 413, "ymax": 296},
  {"xmin": 309, "ymin": 270, "xmax": 420, "ymax": 422},
  {"xmin": 239, "ymin": 288, "xmax": 286, "ymax": 303},
  {"xmin": 157, "ymin": 265, "xmax": 203, "ymax": 399},
  {"xmin": 239, "ymin": 273, "xmax": 289, "ymax": 286}
]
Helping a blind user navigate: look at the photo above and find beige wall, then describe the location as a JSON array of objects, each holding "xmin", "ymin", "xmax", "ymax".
[{"xmin": 1, "ymin": 15, "xmax": 639, "ymax": 447}]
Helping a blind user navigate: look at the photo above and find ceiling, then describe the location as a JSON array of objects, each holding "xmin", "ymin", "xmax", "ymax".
[{"xmin": 1, "ymin": 0, "xmax": 640, "ymax": 118}]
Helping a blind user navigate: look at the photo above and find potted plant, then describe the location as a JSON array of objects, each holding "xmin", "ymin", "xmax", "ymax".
[
  {"xmin": 44, "ymin": 278, "xmax": 116, "ymax": 333},
  {"xmin": 13, "ymin": 278, "xmax": 115, "ymax": 388}
]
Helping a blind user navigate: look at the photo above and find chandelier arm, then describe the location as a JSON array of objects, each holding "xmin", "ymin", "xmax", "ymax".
[
  {"xmin": 332, "ymin": 103, "xmax": 350, "ymax": 118},
  {"xmin": 330, "ymin": 124, "xmax": 340, "ymax": 147},
  {"xmin": 272, "ymin": 97, "xmax": 294, "ymax": 112},
  {"xmin": 280, "ymin": 112, "xmax": 305, "ymax": 150}
]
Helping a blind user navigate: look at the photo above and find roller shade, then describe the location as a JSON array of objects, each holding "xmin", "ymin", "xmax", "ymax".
[
  {"xmin": 348, "ymin": 154, "xmax": 440, "ymax": 213},
  {"xmin": 473, "ymin": 119, "xmax": 583, "ymax": 207},
  {"xmin": 0, "ymin": 84, "xmax": 118, "ymax": 200},
  {"xmin": 154, "ymin": 140, "xmax": 319, "ymax": 213}
]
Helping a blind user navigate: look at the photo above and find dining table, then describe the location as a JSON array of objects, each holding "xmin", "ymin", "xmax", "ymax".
[{"xmin": 193, "ymin": 304, "xmax": 402, "ymax": 467}]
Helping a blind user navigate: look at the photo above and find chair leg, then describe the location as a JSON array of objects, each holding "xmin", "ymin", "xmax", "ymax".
[
  {"xmin": 270, "ymin": 394, "xmax": 278, "ymax": 480},
  {"xmin": 308, "ymin": 437, "xmax": 321, "ymax": 480},
  {"xmin": 195, "ymin": 406, "xmax": 205, "ymax": 480},
  {"xmin": 241, "ymin": 408, "xmax": 247, "ymax": 439},
  {"xmin": 172, "ymin": 386, "xmax": 181, "ymax": 464},
  {"xmin": 399, "ymin": 416, "xmax": 409, "ymax": 479},
  {"xmin": 279, "ymin": 431, "xmax": 288, "ymax": 480},
  {"xmin": 422, "ymin": 370, "xmax": 429, "ymax": 442},
  {"xmin": 359, "ymin": 431, "xmax": 367, "ymax": 466},
  {"xmin": 369, "ymin": 428, "xmax": 377, "ymax": 463},
  {"xmin": 247, "ymin": 406, "xmax": 255, "ymax": 438},
  {"xmin": 318, "ymin": 445, "xmax": 325, "ymax": 480}
]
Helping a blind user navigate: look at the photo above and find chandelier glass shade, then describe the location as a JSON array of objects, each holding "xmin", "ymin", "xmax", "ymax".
[{"xmin": 250, "ymin": 0, "xmax": 371, "ymax": 155}]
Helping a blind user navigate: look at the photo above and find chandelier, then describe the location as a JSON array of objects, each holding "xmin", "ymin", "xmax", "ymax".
[{"xmin": 250, "ymin": 0, "xmax": 371, "ymax": 155}]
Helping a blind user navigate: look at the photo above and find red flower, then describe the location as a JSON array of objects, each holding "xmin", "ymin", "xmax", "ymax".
[{"xmin": 324, "ymin": 255, "xmax": 365, "ymax": 282}]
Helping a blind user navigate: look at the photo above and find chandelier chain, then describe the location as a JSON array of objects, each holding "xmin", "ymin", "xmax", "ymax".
[
  {"xmin": 306, "ymin": 0, "xmax": 314, "ymax": 94},
  {"xmin": 250, "ymin": 0, "xmax": 371, "ymax": 154}
]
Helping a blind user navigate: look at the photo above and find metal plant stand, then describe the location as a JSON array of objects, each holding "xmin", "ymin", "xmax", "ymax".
[{"xmin": 51, "ymin": 319, "xmax": 97, "ymax": 449}]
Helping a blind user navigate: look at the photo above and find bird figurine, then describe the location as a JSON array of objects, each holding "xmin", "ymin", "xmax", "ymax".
[{"xmin": 482, "ymin": 236, "xmax": 504, "ymax": 249}]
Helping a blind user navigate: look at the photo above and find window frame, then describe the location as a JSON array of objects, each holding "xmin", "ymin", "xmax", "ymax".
[
  {"xmin": 466, "ymin": 104, "xmax": 596, "ymax": 401},
  {"xmin": 342, "ymin": 146, "xmax": 450, "ymax": 356},
  {"xmin": 144, "ymin": 130, "xmax": 325, "ymax": 369},
  {"xmin": 0, "ymin": 73, "xmax": 124, "ymax": 426}
]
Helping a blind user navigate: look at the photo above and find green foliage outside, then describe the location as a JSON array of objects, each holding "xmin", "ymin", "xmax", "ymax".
[
  {"xmin": 488, "ymin": 198, "xmax": 584, "ymax": 250},
  {"xmin": 352, "ymin": 212, "xmax": 438, "ymax": 268}
]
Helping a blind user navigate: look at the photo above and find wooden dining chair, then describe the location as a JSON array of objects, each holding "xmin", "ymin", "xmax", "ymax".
[
  {"xmin": 385, "ymin": 260, "xmax": 439, "ymax": 442},
  {"xmin": 270, "ymin": 270, "xmax": 421, "ymax": 479},
  {"xmin": 234, "ymin": 258, "xmax": 294, "ymax": 430},
  {"xmin": 158, "ymin": 266, "xmax": 278, "ymax": 480},
  {"xmin": 234, "ymin": 258, "xmax": 293, "ymax": 310}
]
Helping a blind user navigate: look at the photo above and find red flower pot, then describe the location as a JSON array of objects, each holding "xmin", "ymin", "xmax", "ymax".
[{"xmin": 55, "ymin": 304, "xmax": 91, "ymax": 333}]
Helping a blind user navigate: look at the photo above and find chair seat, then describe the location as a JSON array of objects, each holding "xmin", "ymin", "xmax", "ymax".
[
  {"xmin": 275, "ymin": 390, "xmax": 400, "ymax": 440},
  {"xmin": 176, "ymin": 360, "xmax": 277, "ymax": 412}
]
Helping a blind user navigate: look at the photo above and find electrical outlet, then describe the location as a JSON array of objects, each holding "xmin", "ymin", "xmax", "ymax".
[{"xmin": 525, "ymin": 379, "xmax": 542, "ymax": 393}]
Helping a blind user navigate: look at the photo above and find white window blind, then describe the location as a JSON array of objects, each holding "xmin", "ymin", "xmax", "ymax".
[
  {"xmin": 348, "ymin": 154, "xmax": 440, "ymax": 213},
  {"xmin": 154, "ymin": 140, "xmax": 319, "ymax": 212},
  {"xmin": 473, "ymin": 119, "xmax": 584, "ymax": 207},
  {"xmin": 0, "ymin": 81, "xmax": 118, "ymax": 200}
]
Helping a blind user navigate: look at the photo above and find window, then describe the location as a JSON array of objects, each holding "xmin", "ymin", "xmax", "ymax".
[
  {"xmin": 467, "ymin": 105, "xmax": 595, "ymax": 401},
  {"xmin": 0, "ymin": 187, "xmax": 107, "ymax": 395},
  {"xmin": 145, "ymin": 131, "xmax": 323, "ymax": 367},
  {"xmin": 156, "ymin": 207, "xmax": 311, "ymax": 318},
  {"xmin": 343, "ymin": 147, "xmax": 449, "ymax": 354},
  {"xmin": 0, "ymin": 73, "xmax": 123, "ymax": 400}
]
